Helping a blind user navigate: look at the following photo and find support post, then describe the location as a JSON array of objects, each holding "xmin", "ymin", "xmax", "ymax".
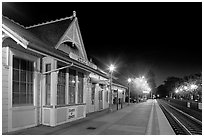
[
  {"xmin": 128, "ymin": 83, "xmax": 130, "ymax": 105},
  {"xmin": 117, "ymin": 90, "xmax": 119, "ymax": 110},
  {"xmin": 109, "ymin": 72, "xmax": 113, "ymax": 111}
]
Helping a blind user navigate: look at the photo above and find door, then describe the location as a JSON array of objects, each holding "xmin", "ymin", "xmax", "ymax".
[{"xmin": 99, "ymin": 90, "xmax": 103, "ymax": 110}]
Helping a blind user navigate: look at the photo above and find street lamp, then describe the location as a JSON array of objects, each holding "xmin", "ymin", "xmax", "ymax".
[
  {"xmin": 108, "ymin": 64, "xmax": 115, "ymax": 111},
  {"xmin": 128, "ymin": 78, "xmax": 132, "ymax": 105},
  {"xmin": 109, "ymin": 64, "xmax": 115, "ymax": 72}
]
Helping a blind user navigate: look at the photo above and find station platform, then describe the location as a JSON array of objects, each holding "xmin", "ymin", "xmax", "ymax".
[
  {"xmin": 4, "ymin": 99, "xmax": 175, "ymax": 135},
  {"xmin": 146, "ymin": 99, "xmax": 175, "ymax": 135}
]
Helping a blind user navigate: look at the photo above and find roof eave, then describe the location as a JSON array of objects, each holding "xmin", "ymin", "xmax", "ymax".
[
  {"xmin": 2, "ymin": 24, "xmax": 29, "ymax": 49},
  {"xmin": 27, "ymin": 42, "xmax": 109, "ymax": 79}
]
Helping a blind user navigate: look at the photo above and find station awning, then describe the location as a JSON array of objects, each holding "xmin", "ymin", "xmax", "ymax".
[{"xmin": 90, "ymin": 77, "xmax": 109, "ymax": 85}]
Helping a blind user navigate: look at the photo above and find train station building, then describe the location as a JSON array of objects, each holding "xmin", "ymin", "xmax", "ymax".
[{"xmin": 2, "ymin": 11, "xmax": 127, "ymax": 133}]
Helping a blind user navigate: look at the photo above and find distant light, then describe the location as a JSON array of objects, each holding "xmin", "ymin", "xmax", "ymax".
[
  {"xmin": 143, "ymin": 90, "xmax": 149, "ymax": 94},
  {"xmin": 175, "ymin": 89, "xmax": 179, "ymax": 93},
  {"xmin": 157, "ymin": 94, "xmax": 160, "ymax": 97},
  {"xmin": 109, "ymin": 64, "xmax": 115, "ymax": 72},
  {"xmin": 71, "ymin": 80, "xmax": 75, "ymax": 83},
  {"xmin": 128, "ymin": 78, "xmax": 132, "ymax": 83},
  {"xmin": 190, "ymin": 84, "xmax": 198, "ymax": 90}
]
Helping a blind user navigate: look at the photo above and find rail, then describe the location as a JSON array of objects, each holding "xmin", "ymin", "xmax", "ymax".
[{"xmin": 157, "ymin": 99, "xmax": 202, "ymax": 135}]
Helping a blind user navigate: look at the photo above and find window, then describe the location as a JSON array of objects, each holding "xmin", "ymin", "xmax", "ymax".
[
  {"xmin": 69, "ymin": 69, "xmax": 76, "ymax": 104},
  {"xmin": 57, "ymin": 67, "xmax": 66, "ymax": 105},
  {"xmin": 12, "ymin": 57, "xmax": 33, "ymax": 105},
  {"xmin": 78, "ymin": 72, "xmax": 84, "ymax": 103},
  {"xmin": 45, "ymin": 64, "xmax": 51, "ymax": 105},
  {"xmin": 91, "ymin": 84, "xmax": 95, "ymax": 105}
]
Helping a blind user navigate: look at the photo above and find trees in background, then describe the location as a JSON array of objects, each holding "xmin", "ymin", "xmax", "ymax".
[
  {"xmin": 156, "ymin": 76, "xmax": 181, "ymax": 98},
  {"xmin": 174, "ymin": 73, "xmax": 202, "ymax": 102},
  {"xmin": 156, "ymin": 72, "xmax": 202, "ymax": 102}
]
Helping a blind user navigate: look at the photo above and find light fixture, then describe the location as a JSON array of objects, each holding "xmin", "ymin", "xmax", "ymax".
[{"xmin": 109, "ymin": 64, "xmax": 115, "ymax": 72}]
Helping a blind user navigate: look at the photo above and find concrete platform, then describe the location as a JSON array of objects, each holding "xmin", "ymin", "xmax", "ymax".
[
  {"xmin": 146, "ymin": 99, "xmax": 175, "ymax": 135},
  {"xmin": 4, "ymin": 100, "xmax": 175, "ymax": 135}
]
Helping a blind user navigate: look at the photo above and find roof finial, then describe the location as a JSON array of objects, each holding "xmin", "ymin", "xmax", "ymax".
[{"xmin": 73, "ymin": 11, "xmax": 76, "ymax": 17}]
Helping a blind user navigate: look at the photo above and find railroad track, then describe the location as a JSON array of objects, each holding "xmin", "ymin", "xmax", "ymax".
[{"xmin": 157, "ymin": 99, "xmax": 202, "ymax": 135}]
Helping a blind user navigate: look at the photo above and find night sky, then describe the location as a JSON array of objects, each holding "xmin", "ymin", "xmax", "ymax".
[{"xmin": 2, "ymin": 2, "xmax": 202, "ymax": 86}]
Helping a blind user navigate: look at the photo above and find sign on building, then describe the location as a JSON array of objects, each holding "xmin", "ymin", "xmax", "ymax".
[{"xmin": 68, "ymin": 108, "xmax": 76, "ymax": 120}]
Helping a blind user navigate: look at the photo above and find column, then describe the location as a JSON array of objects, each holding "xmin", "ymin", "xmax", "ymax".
[{"xmin": 50, "ymin": 60, "xmax": 57, "ymax": 126}]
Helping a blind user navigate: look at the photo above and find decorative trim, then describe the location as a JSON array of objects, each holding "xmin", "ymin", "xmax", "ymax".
[
  {"xmin": 55, "ymin": 18, "xmax": 76, "ymax": 49},
  {"xmin": 55, "ymin": 17, "xmax": 88, "ymax": 61},
  {"xmin": 3, "ymin": 16, "xmax": 26, "ymax": 28},
  {"xmin": 26, "ymin": 16, "xmax": 73, "ymax": 29},
  {"xmin": 56, "ymin": 103, "xmax": 86, "ymax": 108},
  {"xmin": 75, "ymin": 18, "xmax": 88, "ymax": 60}
]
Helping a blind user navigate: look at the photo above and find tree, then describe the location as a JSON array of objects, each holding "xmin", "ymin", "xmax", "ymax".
[
  {"xmin": 147, "ymin": 70, "xmax": 157, "ymax": 97},
  {"xmin": 156, "ymin": 84, "xmax": 168, "ymax": 97},
  {"xmin": 162, "ymin": 76, "xmax": 182, "ymax": 97}
]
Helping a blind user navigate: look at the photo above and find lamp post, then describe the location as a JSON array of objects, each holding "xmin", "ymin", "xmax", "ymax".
[
  {"xmin": 128, "ymin": 78, "xmax": 132, "ymax": 105},
  {"xmin": 108, "ymin": 64, "xmax": 115, "ymax": 112}
]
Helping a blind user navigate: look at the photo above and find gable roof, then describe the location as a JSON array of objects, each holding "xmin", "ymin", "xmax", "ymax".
[
  {"xmin": 2, "ymin": 15, "xmax": 110, "ymax": 79},
  {"xmin": 26, "ymin": 13, "xmax": 88, "ymax": 60},
  {"xmin": 2, "ymin": 16, "xmax": 52, "ymax": 52},
  {"xmin": 27, "ymin": 16, "xmax": 74, "ymax": 48},
  {"xmin": 55, "ymin": 18, "xmax": 88, "ymax": 60}
]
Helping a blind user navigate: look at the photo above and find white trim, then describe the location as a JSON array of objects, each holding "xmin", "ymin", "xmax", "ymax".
[
  {"xmin": 8, "ymin": 49, "xmax": 12, "ymax": 132},
  {"xmin": 66, "ymin": 70, "xmax": 69, "ymax": 105},
  {"xmin": 26, "ymin": 16, "xmax": 73, "ymax": 29},
  {"xmin": 8, "ymin": 48, "xmax": 40, "ymax": 132},
  {"xmin": 4, "ymin": 47, "xmax": 10, "ymax": 66},
  {"xmin": 75, "ymin": 18, "xmax": 88, "ymax": 60},
  {"xmin": 2, "ymin": 24, "xmax": 29, "ymax": 49},
  {"xmin": 76, "ymin": 70, "xmax": 79, "ymax": 104}
]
